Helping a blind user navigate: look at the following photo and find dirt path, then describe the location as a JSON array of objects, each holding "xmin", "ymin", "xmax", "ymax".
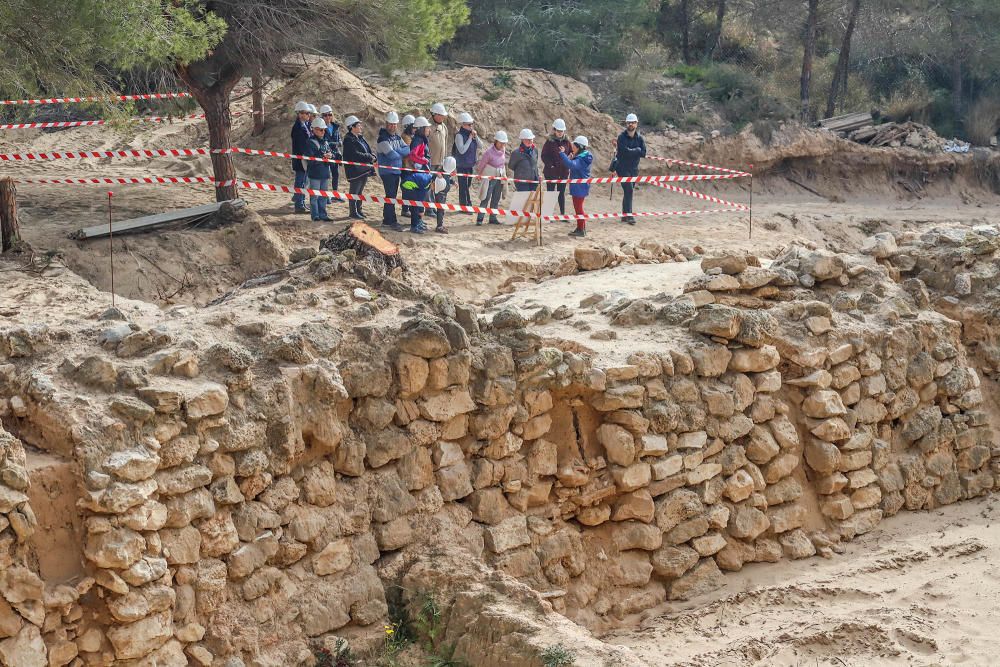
[{"xmin": 604, "ymin": 493, "xmax": 1000, "ymax": 666}]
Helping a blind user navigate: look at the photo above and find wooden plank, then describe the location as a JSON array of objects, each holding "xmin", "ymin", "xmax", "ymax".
[{"xmin": 71, "ymin": 201, "xmax": 230, "ymax": 240}]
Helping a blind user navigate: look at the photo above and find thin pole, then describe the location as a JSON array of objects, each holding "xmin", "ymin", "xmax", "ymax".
[
  {"xmin": 108, "ymin": 191, "xmax": 115, "ymax": 308},
  {"xmin": 748, "ymin": 164, "xmax": 754, "ymax": 241}
]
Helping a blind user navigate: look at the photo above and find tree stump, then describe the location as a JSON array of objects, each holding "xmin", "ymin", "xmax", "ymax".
[
  {"xmin": 320, "ymin": 222, "xmax": 404, "ymax": 274},
  {"xmin": 0, "ymin": 177, "xmax": 20, "ymax": 252}
]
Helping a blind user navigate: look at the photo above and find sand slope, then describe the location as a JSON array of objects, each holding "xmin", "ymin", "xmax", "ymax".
[{"xmin": 605, "ymin": 494, "xmax": 1000, "ymax": 666}]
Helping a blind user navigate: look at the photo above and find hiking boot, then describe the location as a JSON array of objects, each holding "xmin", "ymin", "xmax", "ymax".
[
  {"xmin": 487, "ymin": 216, "xmax": 501, "ymax": 225},
  {"xmin": 623, "ymin": 216, "xmax": 636, "ymax": 225},
  {"xmin": 568, "ymin": 228, "xmax": 586, "ymax": 238},
  {"xmin": 294, "ymin": 207, "xmax": 309, "ymax": 214},
  {"xmin": 409, "ymin": 226, "xmax": 425, "ymax": 234},
  {"xmin": 476, "ymin": 215, "xmax": 484, "ymax": 226},
  {"xmin": 435, "ymin": 226, "xmax": 448, "ymax": 234},
  {"xmin": 383, "ymin": 223, "xmax": 404, "ymax": 231}
]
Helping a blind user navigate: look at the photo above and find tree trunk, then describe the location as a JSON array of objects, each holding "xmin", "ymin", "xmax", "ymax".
[
  {"xmin": 177, "ymin": 67, "xmax": 242, "ymax": 202},
  {"xmin": 0, "ymin": 178, "xmax": 20, "ymax": 252},
  {"xmin": 800, "ymin": 0, "xmax": 820, "ymax": 121},
  {"xmin": 704, "ymin": 0, "xmax": 727, "ymax": 61},
  {"xmin": 948, "ymin": 12, "xmax": 963, "ymax": 131},
  {"xmin": 251, "ymin": 66, "xmax": 265, "ymax": 137},
  {"xmin": 681, "ymin": 0, "xmax": 692, "ymax": 65},
  {"xmin": 826, "ymin": 0, "xmax": 862, "ymax": 118}
]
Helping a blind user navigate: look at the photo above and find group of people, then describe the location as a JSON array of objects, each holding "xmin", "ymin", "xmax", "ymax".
[{"xmin": 289, "ymin": 101, "xmax": 647, "ymax": 238}]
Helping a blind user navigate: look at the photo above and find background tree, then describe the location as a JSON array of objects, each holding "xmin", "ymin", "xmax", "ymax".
[
  {"xmin": 175, "ymin": 0, "xmax": 468, "ymax": 201},
  {"xmin": 0, "ymin": 0, "xmax": 224, "ymax": 97},
  {"xmin": 825, "ymin": 0, "xmax": 862, "ymax": 117}
]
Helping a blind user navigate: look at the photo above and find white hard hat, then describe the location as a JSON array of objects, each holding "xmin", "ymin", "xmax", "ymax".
[
  {"xmin": 294, "ymin": 101, "xmax": 310, "ymax": 112},
  {"xmin": 385, "ymin": 111, "xmax": 399, "ymax": 124},
  {"xmin": 457, "ymin": 112, "xmax": 474, "ymax": 124},
  {"xmin": 552, "ymin": 118, "xmax": 567, "ymax": 131},
  {"xmin": 519, "ymin": 128, "xmax": 535, "ymax": 140},
  {"xmin": 625, "ymin": 113, "xmax": 639, "ymax": 123},
  {"xmin": 402, "ymin": 114, "xmax": 415, "ymax": 126},
  {"xmin": 344, "ymin": 115, "xmax": 361, "ymax": 127},
  {"xmin": 412, "ymin": 116, "xmax": 431, "ymax": 128},
  {"xmin": 430, "ymin": 102, "xmax": 448, "ymax": 116},
  {"xmin": 318, "ymin": 104, "xmax": 333, "ymax": 114},
  {"xmin": 307, "ymin": 104, "xmax": 317, "ymax": 114},
  {"xmin": 442, "ymin": 156, "xmax": 457, "ymax": 173},
  {"xmin": 312, "ymin": 117, "xmax": 327, "ymax": 130},
  {"xmin": 573, "ymin": 135, "xmax": 589, "ymax": 147},
  {"xmin": 494, "ymin": 130, "xmax": 509, "ymax": 143}
]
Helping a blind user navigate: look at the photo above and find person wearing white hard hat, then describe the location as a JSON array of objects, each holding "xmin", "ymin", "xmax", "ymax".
[
  {"xmin": 542, "ymin": 119, "xmax": 572, "ymax": 215},
  {"xmin": 407, "ymin": 116, "xmax": 432, "ymax": 168},
  {"xmin": 342, "ymin": 115, "xmax": 375, "ymax": 220},
  {"xmin": 508, "ymin": 128, "xmax": 540, "ymax": 193},
  {"xmin": 611, "ymin": 112, "xmax": 646, "ymax": 225},
  {"xmin": 559, "ymin": 135, "xmax": 594, "ymax": 238},
  {"xmin": 431, "ymin": 156, "xmax": 457, "ymax": 234},
  {"xmin": 400, "ymin": 114, "xmax": 416, "ymax": 215},
  {"xmin": 305, "ymin": 118, "xmax": 333, "ymax": 222},
  {"xmin": 290, "ymin": 101, "xmax": 313, "ymax": 213},
  {"xmin": 318, "ymin": 105, "xmax": 343, "ymax": 202},
  {"xmin": 428, "ymin": 102, "xmax": 449, "ymax": 173},
  {"xmin": 452, "ymin": 112, "xmax": 481, "ymax": 210},
  {"xmin": 474, "ymin": 131, "xmax": 509, "ymax": 225},
  {"xmin": 376, "ymin": 111, "xmax": 410, "ymax": 231}
]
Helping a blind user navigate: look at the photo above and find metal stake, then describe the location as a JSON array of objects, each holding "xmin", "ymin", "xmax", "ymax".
[{"xmin": 108, "ymin": 191, "xmax": 115, "ymax": 308}]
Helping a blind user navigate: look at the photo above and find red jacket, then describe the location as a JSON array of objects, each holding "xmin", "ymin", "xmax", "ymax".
[{"xmin": 541, "ymin": 135, "xmax": 572, "ymax": 179}]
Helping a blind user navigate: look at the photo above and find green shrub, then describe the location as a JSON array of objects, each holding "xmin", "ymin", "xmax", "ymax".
[
  {"xmin": 637, "ymin": 99, "xmax": 668, "ymax": 126},
  {"xmin": 965, "ymin": 97, "xmax": 1000, "ymax": 145},
  {"xmin": 540, "ymin": 644, "xmax": 575, "ymax": 667}
]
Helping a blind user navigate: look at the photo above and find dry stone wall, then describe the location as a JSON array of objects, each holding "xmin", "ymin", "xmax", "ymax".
[{"xmin": 0, "ymin": 236, "xmax": 996, "ymax": 666}]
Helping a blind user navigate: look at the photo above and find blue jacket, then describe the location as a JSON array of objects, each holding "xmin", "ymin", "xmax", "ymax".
[
  {"xmin": 559, "ymin": 149, "xmax": 593, "ymax": 198},
  {"xmin": 291, "ymin": 120, "xmax": 311, "ymax": 173},
  {"xmin": 306, "ymin": 134, "xmax": 332, "ymax": 180},
  {"xmin": 376, "ymin": 127, "xmax": 411, "ymax": 177},
  {"xmin": 324, "ymin": 124, "xmax": 342, "ymax": 156},
  {"xmin": 401, "ymin": 169, "xmax": 434, "ymax": 202},
  {"xmin": 614, "ymin": 130, "xmax": 646, "ymax": 174}
]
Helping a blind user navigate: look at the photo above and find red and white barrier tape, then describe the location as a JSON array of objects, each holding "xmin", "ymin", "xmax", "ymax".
[
  {"xmin": 14, "ymin": 176, "xmax": 215, "ymax": 186},
  {"xmin": 222, "ymin": 179, "xmax": 743, "ymax": 221},
  {"xmin": 0, "ymin": 111, "xmax": 253, "ymax": 130},
  {"xmin": 11, "ymin": 174, "xmax": 744, "ymax": 220},
  {"xmin": 645, "ymin": 156, "xmax": 750, "ymax": 177},
  {"xmin": 221, "ymin": 147, "xmax": 743, "ymax": 184},
  {"xmin": 0, "ymin": 92, "xmax": 192, "ymax": 106},
  {"xmin": 0, "ymin": 148, "xmax": 211, "ymax": 161},
  {"xmin": 652, "ymin": 181, "xmax": 748, "ymax": 211}
]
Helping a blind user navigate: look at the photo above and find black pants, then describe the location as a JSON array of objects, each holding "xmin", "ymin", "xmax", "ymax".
[
  {"xmin": 349, "ymin": 175, "xmax": 367, "ymax": 216},
  {"xmin": 546, "ymin": 182, "xmax": 567, "ymax": 214},
  {"xmin": 330, "ymin": 158, "xmax": 340, "ymax": 197},
  {"xmin": 382, "ymin": 174, "xmax": 400, "ymax": 226},
  {"xmin": 457, "ymin": 165, "xmax": 474, "ymax": 206},
  {"xmin": 515, "ymin": 182, "xmax": 536, "ymax": 192},
  {"xmin": 619, "ymin": 167, "xmax": 638, "ymax": 216},
  {"xmin": 434, "ymin": 180, "xmax": 451, "ymax": 228}
]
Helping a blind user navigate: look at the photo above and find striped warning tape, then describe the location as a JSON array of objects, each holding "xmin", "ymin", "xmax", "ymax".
[
  {"xmin": 14, "ymin": 176, "xmax": 215, "ymax": 186},
  {"xmin": 0, "ymin": 111, "xmax": 252, "ymax": 130},
  {"xmin": 0, "ymin": 148, "xmax": 211, "ymax": 161},
  {"xmin": 221, "ymin": 147, "xmax": 745, "ymax": 184},
  {"xmin": 221, "ymin": 179, "xmax": 744, "ymax": 221},
  {"xmin": 10, "ymin": 174, "xmax": 743, "ymax": 220},
  {"xmin": 0, "ymin": 92, "xmax": 192, "ymax": 106},
  {"xmin": 652, "ymin": 181, "xmax": 748, "ymax": 211},
  {"xmin": 645, "ymin": 155, "xmax": 750, "ymax": 177}
]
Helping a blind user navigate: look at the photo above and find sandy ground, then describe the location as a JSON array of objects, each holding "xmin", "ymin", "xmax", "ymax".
[{"xmin": 603, "ymin": 494, "xmax": 1000, "ymax": 666}]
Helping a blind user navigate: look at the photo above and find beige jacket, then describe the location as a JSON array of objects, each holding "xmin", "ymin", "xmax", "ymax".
[{"xmin": 429, "ymin": 122, "xmax": 448, "ymax": 166}]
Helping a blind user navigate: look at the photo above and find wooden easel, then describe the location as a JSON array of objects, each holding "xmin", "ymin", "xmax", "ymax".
[{"xmin": 510, "ymin": 179, "xmax": 544, "ymax": 247}]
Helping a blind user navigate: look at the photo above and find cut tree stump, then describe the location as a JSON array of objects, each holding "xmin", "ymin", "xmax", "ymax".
[
  {"xmin": 320, "ymin": 222, "xmax": 404, "ymax": 273},
  {"xmin": 0, "ymin": 177, "xmax": 20, "ymax": 252}
]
